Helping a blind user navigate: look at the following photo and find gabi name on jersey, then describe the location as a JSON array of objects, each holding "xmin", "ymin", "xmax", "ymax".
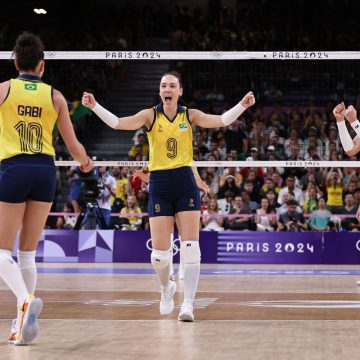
[{"xmin": 18, "ymin": 105, "xmax": 42, "ymax": 118}]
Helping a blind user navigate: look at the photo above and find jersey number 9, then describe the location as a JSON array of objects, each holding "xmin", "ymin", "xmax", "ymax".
[{"xmin": 166, "ymin": 138, "xmax": 177, "ymax": 159}]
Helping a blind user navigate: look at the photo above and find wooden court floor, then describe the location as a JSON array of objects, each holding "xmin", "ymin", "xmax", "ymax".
[{"xmin": 2, "ymin": 264, "xmax": 360, "ymax": 360}]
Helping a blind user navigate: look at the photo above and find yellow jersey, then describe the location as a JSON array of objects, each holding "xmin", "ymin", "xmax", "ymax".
[
  {"xmin": 0, "ymin": 75, "xmax": 58, "ymax": 161},
  {"xmin": 147, "ymin": 104, "xmax": 193, "ymax": 171},
  {"xmin": 326, "ymin": 184, "xmax": 344, "ymax": 206}
]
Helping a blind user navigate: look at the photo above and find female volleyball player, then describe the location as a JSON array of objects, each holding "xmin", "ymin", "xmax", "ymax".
[
  {"xmin": 334, "ymin": 102, "xmax": 360, "ymax": 220},
  {"xmin": 133, "ymin": 167, "xmax": 210, "ymax": 280},
  {"xmin": 0, "ymin": 32, "xmax": 93, "ymax": 345},
  {"xmin": 82, "ymin": 71, "xmax": 255, "ymax": 321}
]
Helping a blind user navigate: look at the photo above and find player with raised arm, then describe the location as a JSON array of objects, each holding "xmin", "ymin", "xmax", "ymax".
[{"xmin": 83, "ymin": 71, "xmax": 255, "ymax": 321}]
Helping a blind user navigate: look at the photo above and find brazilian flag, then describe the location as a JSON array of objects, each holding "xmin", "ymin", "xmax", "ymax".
[{"xmin": 68, "ymin": 100, "xmax": 92, "ymax": 121}]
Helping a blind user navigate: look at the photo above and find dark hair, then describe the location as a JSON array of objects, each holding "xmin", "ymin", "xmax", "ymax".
[
  {"xmin": 13, "ymin": 32, "xmax": 44, "ymax": 71},
  {"xmin": 286, "ymin": 199, "xmax": 298, "ymax": 206},
  {"xmin": 161, "ymin": 70, "xmax": 183, "ymax": 87}
]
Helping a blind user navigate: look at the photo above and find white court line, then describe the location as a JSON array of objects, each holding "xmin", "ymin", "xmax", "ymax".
[
  {"xmin": 2, "ymin": 288, "xmax": 360, "ymax": 294},
  {"xmin": 2, "ymin": 319, "xmax": 360, "ymax": 323},
  {"xmin": 30, "ymin": 289, "xmax": 360, "ymax": 294}
]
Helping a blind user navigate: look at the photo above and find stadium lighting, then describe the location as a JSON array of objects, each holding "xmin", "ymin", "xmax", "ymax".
[{"xmin": 33, "ymin": 8, "xmax": 47, "ymax": 14}]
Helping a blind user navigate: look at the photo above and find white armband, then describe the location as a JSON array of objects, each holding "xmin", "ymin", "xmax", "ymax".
[
  {"xmin": 92, "ymin": 103, "xmax": 119, "ymax": 129},
  {"xmin": 351, "ymin": 119, "xmax": 360, "ymax": 137},
  {"xmin": 337, "ymin": 120, "xmax": 353, "ymax": 152},
  {"xmin": 221, "ymin": 102, "xmax": 247, "ymax": 126}
]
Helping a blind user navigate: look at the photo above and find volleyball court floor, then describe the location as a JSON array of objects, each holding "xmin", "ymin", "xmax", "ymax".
[{"xmin": 1, "ymin": 263, "xmax": 360, "ymax": 360}]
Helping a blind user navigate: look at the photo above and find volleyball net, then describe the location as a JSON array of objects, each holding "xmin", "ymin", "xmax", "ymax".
[{"xmin": 1, "ymin": 51, "xmax": 360, "ymax": 230}]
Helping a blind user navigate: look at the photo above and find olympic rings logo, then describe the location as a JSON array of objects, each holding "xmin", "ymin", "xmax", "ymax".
[
  {"xmin": 210, "ymin": 52, "xmax": 223, "ymax": 59},
  {"xmin": 356, "ymin": 240, "xmax": 360, "ymax": 252},
  {"xmin": 46, "ymin": 52, "xmax": 57, "ymax": 59},
  {"xmin": 146, "ymin": 237, "xmax": 181, "ymax": 255}
]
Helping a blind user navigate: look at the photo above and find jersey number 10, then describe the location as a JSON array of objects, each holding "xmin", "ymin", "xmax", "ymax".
[{"xmin": 14, "ymin": 121, "xmax": 43, "ymax": 153}]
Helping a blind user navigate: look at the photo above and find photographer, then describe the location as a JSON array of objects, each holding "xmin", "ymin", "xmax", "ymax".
[
  {"xmin": 277, "ymin": 199, "xmax": 308, "ymax": 231},
  {"xmin": 97, "ymin": 166, "xmax": 116, "ymax": 228}
]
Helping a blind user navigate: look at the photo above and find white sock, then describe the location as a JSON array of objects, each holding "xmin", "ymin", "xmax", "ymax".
[
  {"xmin": 0, "ymin": 249, "xmax": 28, "ymax": 306},
  {"xmin": 169, "ymin": 234, "xmax": 174, "ymax": 277},
  {"xmin": 17, "ymin": 250, "xmax": 37, "ymax": 294},
  {"xmin": 182, "ymin": 241, "xmax": 201, "ymax": 302},
  {"xmin": 151, "ymin": 248, "xmax": 172, "ymax": 289}
]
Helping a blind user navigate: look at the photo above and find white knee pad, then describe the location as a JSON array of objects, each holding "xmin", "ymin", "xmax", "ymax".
[
  {"xmin": 181, "ymin": 241, "xmax": 201, "ymax": 265},
  {"xmin": 151, "ymin": 248, "xmax": 172, "ymax": 269},
  {"xmin": 17, "ymin": 250, "xmax": 36, "ymax": 270}
]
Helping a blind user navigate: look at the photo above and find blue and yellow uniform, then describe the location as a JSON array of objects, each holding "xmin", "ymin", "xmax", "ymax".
[
  {"xmin": 0, "ymin": 75, "xmax": 58, "ymax": 203},
  {"xmin": 147, "ymin": 103, "xmax": 200, "ymax": 217}
]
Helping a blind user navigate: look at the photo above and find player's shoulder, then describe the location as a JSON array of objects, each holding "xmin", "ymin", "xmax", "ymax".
[{"xmin": 0, "ymin": 80, "xmax": 10, "ymax": 92}]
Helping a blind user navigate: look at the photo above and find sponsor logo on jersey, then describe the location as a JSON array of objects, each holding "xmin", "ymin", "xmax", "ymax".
[{"xmin": 179, "ymin": 123, "xmax": 188, "ymax": 132}]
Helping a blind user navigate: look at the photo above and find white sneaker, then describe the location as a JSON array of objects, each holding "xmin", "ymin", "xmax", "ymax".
[
  {"xmin": 7, "ymin": 319, "xmax": 18, "ymax": 344},
  {"xmin": 14, "ymin": 296, "xmax": 43, "ymax": 346},
  {"xmin": 178, "ymin": 299, "xmax": 194, "ymax": 322},
  {"xmin": 160, "ymin": 280, "xmax": 176, "ymax": 315}
]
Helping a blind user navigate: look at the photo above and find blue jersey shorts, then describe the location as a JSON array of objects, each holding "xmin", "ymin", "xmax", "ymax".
[
  {"xmin": 0, "ymin": 154, "xmax": 56, "ymax": 203},
  {"xmin": 148, "ymin": 166, "xmax": 200, "ymax": 217}
]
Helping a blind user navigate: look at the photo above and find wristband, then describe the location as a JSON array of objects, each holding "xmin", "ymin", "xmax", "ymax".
[
  {"xmin": 351, "ymin": 119, "xmax": 360, "ymax": 137},
  {"xmin": 82, "ymin": 156, "xmax": 90, "ymax": 166}
]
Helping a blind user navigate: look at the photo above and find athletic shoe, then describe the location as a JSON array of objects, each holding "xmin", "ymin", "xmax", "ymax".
[
  {"xmin": 14, "ymin": 295, "xmax": 43, "ymax": 346},
  {"xmin": 178, "ymin": 299, "xmax": 194, "ymax": 322},
  {"xmin": 7, "ymin": 319, "xmax": 18, "ymax": 344},
  {"xmin": 160, "ymin": 280, "xmax": 176, "ymax": 315}
]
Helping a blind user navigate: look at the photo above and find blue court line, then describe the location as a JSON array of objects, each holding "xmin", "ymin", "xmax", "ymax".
[{"xmin": 36, "ymin": 268, "xmax": 360, "ymax": 276}]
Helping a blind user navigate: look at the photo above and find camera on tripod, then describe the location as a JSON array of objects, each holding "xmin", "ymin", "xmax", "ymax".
[
  {"xmin": 74, "ymin": 165, "xmax": 108, "ymax": 230},
  {"xmin": 78, "ymin": 167, "xmax": 104, "ymax": 202}
]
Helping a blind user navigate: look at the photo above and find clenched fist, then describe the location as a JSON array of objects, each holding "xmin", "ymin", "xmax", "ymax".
[
  {"xmin": 345, "ymin": 105, "xmax": 357, "ymax": 123},
  {"xmin": 240, "ymin": 91, "xmax": 256, "ymax": 108},
  {"xmin": 82, "ymin": 92, "xmax": 97, "ymax": 109},
  {"xmin": 333, "ymin": 102, "xmax": 345, "ymax": 122}
]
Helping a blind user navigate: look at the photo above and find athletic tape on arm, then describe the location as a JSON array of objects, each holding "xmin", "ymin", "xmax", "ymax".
[
  {"xmin": 92, "ymin": 103, "xmax": 119, "ymax": 129},
  {"xmin": 337, "ymin": 121, "xmax": 354, "ymax": 152},
  {"xmin": 221, "ymin": 102, "xmax": 246, "ymax": 126}
]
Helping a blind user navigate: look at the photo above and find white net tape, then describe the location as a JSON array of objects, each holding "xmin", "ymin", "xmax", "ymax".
[
  {"xmin": 1, "ymin": 51, "xmax": 360, "ymax": 60},
  {"xmin": 55, "ymin": 160, "xmax": 359, "ymax": 168}
]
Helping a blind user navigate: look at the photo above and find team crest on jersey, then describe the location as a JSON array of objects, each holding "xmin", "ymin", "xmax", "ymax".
[
  {"xmin": 179, "ymin": 123, "xmax": 188, "ymax": 132},
  {"xmin": 24, "ymin": 83, "xmax": 37, "ymax": 91},
  {"xmin": 158, "ymin": 124, "xmax": 163, "ymax": 132}
]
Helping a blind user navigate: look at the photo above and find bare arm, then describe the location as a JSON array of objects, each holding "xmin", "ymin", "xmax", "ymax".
[
  {"xmin": 189, "ymin": 109, "xmax": 224, "ymax": 128},
  {"xmin": 0, "ymin": 81, "xmax": 10, "ymax": 106},
  {"xmin": 191, "ymin": 166, "xmax": 210, "ymax": 194},
  {"xmin": 190, "ymin": 91, "xmax": 255, "ymax": 128},
  {"xmin": 54, "ymin": 89, "xmax": 93, "ymax": 171}
]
